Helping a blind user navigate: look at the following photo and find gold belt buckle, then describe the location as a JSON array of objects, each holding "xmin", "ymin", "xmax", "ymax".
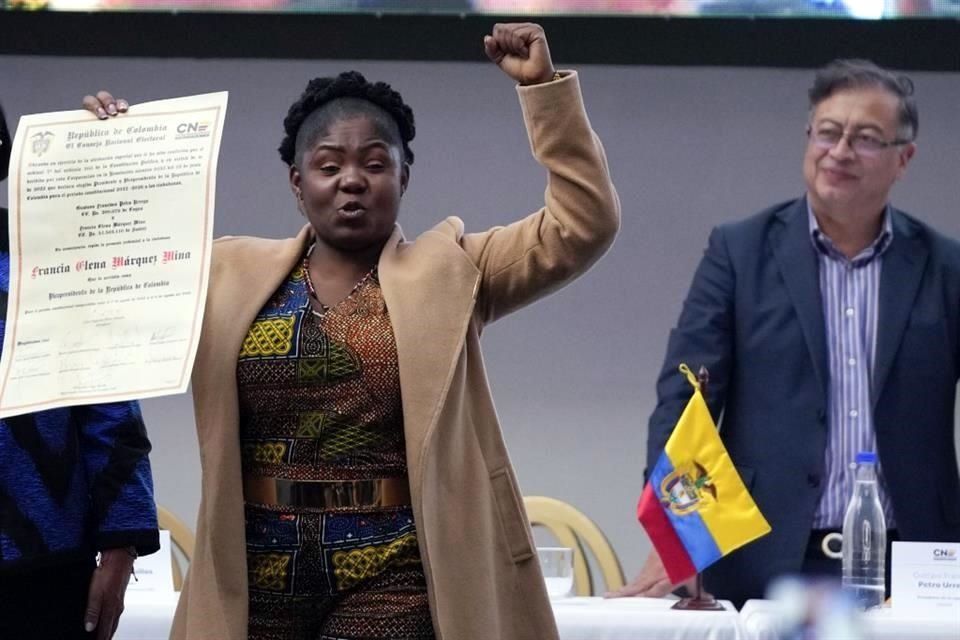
[{"xmin": 244, "ymin": 476, "xmax": 411, "ymax": 509}]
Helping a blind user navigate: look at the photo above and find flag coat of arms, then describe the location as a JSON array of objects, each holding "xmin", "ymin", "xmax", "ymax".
[{"xmin": 638, "ymin": 364, "xmax": 771, "ymax": 584}]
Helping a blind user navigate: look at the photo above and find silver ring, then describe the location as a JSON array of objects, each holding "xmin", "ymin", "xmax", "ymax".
[{"xmin": 821, "ymin": 532, "xmax": 843, "ymax": 559}]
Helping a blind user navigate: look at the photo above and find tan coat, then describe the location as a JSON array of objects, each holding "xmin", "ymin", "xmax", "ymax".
[{"xmin": 172, "ymin": 72, "xmax": 619, "ymax": 640}]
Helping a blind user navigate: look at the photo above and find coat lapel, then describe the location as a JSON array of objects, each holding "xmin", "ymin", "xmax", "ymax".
[
  {"xmin": 873, "ymin": 210, "xmax": 928, "ymax": 405},
  {"xmin": 378, "ymin": 223, "xmax": 481, "ymax": 491},
  {"xmin": 771, "ymin": 200, "xmax": 829, "ymax": 399},
  {"xmin": 219, "ymin": 227, "xmax": 312, "ymax": 327}
]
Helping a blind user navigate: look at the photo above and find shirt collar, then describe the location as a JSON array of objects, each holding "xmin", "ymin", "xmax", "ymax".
[{"xmin": 807, "ymin": 199, "xmax": 893, "ymax": 266}]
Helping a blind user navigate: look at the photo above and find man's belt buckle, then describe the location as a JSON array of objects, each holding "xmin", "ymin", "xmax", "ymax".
[{"xmin": 821, "ymin": 531, "xmax": 843, "ymax": 559}]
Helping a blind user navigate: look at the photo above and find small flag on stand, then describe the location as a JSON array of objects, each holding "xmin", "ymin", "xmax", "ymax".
[{"xmin": 638, "ymin": 364, "xmax": 771, "ymax": 585}]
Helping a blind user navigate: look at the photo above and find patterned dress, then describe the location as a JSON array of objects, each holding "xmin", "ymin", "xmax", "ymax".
[{"xmin": 238, "ymin": 259, "xmax": 434, "ymax": 640}]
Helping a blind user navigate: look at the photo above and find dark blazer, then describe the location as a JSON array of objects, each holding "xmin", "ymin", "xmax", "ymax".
[{"xmin": 646, "ymin": 197, "xmax": 960, "ymax": 606}]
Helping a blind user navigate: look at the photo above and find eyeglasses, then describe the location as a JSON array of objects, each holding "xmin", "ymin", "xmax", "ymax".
[{"xmin": 806, "ymin": 126, "xmax": 912, "ymax": 157}]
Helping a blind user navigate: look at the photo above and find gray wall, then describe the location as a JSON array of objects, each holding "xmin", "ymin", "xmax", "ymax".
[{"xmin": 2, "ymin": 55, "xmax": 958, "ymax": 581}]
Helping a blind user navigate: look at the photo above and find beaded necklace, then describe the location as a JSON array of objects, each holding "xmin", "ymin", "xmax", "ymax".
[{"xmin": 301, "ymin": 244, "xmax": 377, "ymax": 320}]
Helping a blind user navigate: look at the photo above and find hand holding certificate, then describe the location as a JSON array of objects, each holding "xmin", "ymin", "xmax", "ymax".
[{"xmin": 0, "ymin": 92, "xmax": 228, "ymax": 417}]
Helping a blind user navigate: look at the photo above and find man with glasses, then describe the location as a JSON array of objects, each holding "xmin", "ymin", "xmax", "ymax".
[{"xmin": 612, "ymin": 59, "xmax": 960, "ymax": 606}]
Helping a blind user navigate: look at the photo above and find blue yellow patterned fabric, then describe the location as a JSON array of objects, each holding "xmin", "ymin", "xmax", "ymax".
[{"xmin": 239, "ymin": 260, "xmax": 432, "ymax": 639}]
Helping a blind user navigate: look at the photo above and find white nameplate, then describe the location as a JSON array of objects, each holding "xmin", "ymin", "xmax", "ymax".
[
  {"xmin": 891, "ymin": 541, "xmax": 960, "ymax": 613},
  {"xmin": 127, "ymin": 530, "xmax": 175, "ymax": 592}
]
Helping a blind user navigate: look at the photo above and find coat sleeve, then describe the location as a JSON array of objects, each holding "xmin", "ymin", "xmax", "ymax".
[
  {"xmin": 646, "ymin": 226, "xmax": 736, "ymax": 478},
  {"xmin": 459, "ymin": 71, "xmax": 620, "ymax": 325},
  {"xmin": 75, "ymin": 400, "xmax": 160, "ymax": 556}
]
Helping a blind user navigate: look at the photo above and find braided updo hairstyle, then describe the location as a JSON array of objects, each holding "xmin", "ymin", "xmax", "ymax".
[{"xmin": 278, "ymin": 71, "xmax": 416, "ymax": 168}]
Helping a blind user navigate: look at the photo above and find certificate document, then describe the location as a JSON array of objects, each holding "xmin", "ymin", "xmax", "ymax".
[{"xmin": 0, "ymin": 92, "xmax": 228, "ymax": 417}]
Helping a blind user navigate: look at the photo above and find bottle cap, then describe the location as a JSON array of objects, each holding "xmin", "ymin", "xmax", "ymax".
[{"xmin": 856, "ymin": 451, "xmax": 878, "ymax": 464}]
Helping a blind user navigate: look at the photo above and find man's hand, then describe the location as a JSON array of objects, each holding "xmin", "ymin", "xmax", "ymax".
[
  {"xmin": 84, "ymin": 547, "xmax": 135, "ymax": 640},
  {"xmin": 483, "ymin": 23, "xmax": 556, "ymax": 86},
  {"xmin": 605, "ymin": 550, "xmax": 698, "ymax": 598},
  {"xmin": 81, "ymin": 91, "xmax": 128, "ymax": 120}
]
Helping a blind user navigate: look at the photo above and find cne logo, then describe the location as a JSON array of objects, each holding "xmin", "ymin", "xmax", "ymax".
[
  {"xmin": 31, "ymin": 131, "xmax": 54, "ymax": 156},
  {"xmin": 659, "ymin": 461, "xmax": 717, "ymax": 516},
  {"xmin": 933, "ymin": 548, "xmax": 958, "ymax": 560},
  {"xmin": 175, "ymin": 121, "xmax": 211, "ymax": 139}
]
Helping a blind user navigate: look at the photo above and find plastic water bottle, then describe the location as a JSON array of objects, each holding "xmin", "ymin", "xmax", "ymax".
[{"xmin": 841, "ymin": 451, "xmax": 886, "ymax": 610}]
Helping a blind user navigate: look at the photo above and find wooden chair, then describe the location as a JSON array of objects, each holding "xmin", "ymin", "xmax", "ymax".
[
  {"xmin": 524, "ymin": 495, "xmax": 625, "ymax": 596},
  {"xmin": 157, "ymin": 505, "xmax": 195, "ymax": 590}
]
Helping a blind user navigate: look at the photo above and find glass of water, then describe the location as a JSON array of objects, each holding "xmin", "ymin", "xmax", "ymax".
[{"xmin": 537, "ymin": 546, "xmax": 574, "ymax": 598}]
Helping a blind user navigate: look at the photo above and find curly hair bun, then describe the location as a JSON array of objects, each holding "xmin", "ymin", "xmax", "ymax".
[{"xmin": 278, "ymin": 71, "xmax": 416, "ymax": 167}]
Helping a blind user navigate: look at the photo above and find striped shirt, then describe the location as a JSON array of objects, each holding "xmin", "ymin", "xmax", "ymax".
[{"xmin": 808, "ymin": 204, "xmax": 897, "ymax": 530}]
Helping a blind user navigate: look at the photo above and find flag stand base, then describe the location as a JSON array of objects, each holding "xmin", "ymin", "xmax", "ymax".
[
  {"xmin": 671, "ymin": 595, "xmax": 725, "ymax": 611},
  {"xmin": 671, "ymin": 574, "xmax": 725, "ymax": 611}
]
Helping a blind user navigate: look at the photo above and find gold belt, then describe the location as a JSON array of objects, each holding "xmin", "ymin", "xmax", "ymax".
[{"xmin": 243, "ymin": 475, "xmax": 412, "ymax": 509}]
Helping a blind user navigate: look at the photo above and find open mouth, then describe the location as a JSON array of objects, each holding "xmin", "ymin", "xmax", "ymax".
[{"xmin": 338, "ymin": 203, "xmax": 367, "ymax": 218}]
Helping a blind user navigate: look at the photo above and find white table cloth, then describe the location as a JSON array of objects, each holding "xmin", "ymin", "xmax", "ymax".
[
  {"xmin": 740, "ymin": 598, "xmax": 960, "ymax": 640},
  {"xmin": 115, "ymin": 590, "xmax": 179, "ymax": 640},
  {"xmin": 552, "ymin": 596, "xmax": 746, "ymax": 640},
  {"xmin": 117, "ymin": 592, "xmax": 750, "ymax": 640}
]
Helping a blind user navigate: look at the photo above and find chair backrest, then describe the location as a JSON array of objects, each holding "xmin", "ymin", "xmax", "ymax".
[
  {"xmin": 157, "ymin": 505, "xmax": 195, "ymax": 591},
  {"xmin": 524, "ymin": 495, "xmax": 625, "ymax": 596}
]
